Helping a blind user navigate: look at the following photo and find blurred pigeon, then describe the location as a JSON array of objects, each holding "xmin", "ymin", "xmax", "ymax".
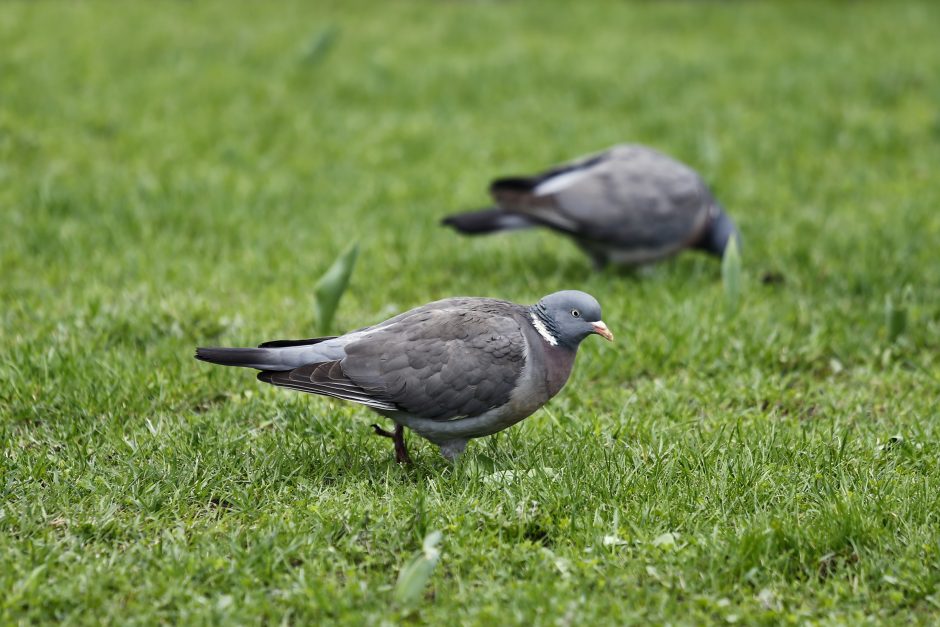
[
  {"xmin": 442, "ymin": 144, "xmax": 739, "ymax": 269},
  {"xmin": 196, "ymin": 290, "xmax": 612, "ymax": 463}
]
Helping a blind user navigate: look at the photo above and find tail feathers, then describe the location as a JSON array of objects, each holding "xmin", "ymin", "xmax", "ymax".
[
  {"xmin": 441, "ymin": 207, "xmax": 536, "ymax": 235},
  {"xmin": 258, "ymin": 336, "xmax": 336, "ymax": 348},
  {"xmin": 490, "ymin": 177, "xmax": 538, "ymax": 194},
  {"xmin": 195, "ymin": 347, "xmax": 278, "ymax": 370}
]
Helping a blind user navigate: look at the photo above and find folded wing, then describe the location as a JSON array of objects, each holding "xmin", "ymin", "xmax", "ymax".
[
  {"xmin": 257, "ymin": 300, "xmax": 528, "ymax": 421},
  {"xmin": 491, "ymin": 144, "xmax": 714, "ymax": 250}
]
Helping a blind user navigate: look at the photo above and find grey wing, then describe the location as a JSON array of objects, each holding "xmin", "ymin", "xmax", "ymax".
[
  {"xmin": 258, "ymin": 361, "xmax": 399, "ymax": 411},
  {"xmin": 341, "ymin": 304, "xmax": 527, "ymax": 421},
  {"xmin": 498, "ymin": 145, "xmax": 715, "ymax": 249},
  {"xmin": 255, "ymin": 297, "xmax": 521, "ymax": 414}
]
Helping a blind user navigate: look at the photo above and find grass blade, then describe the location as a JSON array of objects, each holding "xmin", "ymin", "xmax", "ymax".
[
  {"xmin": 394, "ymin": 531, "xmax": 443, "ymax": 607},
  {"xmin": 300, "ymin": 26, "xmax": 340, "ymax": 66},
  {"xmin": 721, "ymin": 235, "xmax": 742, "ymax": 315},
  {"xmin": 884, "ymin": 294, "xmax": 907, "ymax": 343},
  {"xmin": 314, "ymin": 241, "xmax": 359, "ymax": 334}
]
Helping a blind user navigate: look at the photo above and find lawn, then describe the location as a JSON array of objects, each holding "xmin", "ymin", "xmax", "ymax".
[{"xmin": 2, "ymin": 0, "xmax": 940, "ymax": 624}]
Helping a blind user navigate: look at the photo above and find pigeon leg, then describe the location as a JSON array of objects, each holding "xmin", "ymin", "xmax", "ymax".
[
  {"xmin": 574, "ymin": 241, "xmax": 609, "ymax": 271},
  {"xmin": 371, "ymin": 423, "xmax": 413, "ymax": 464},
  {"xmin": 438, "ymin": 439, "xmax": 468, "ymax": 461},
  {"xmin": 392, "ymin": 425, "xmax": 413, "ymax": 465},
  {"xmin": 590, "ymin": 252, "xmax": 609, "ymax": 272}
]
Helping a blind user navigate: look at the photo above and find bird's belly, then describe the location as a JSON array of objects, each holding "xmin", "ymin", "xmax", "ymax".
[
  {"xmin": 396, "ymin": 353, "xmax": 557, "ymax": 444},
  {"xmin": 609, "ymin": 245, "xmax": 678, "ymax": 265},
  {"xmin": 395, "ymin": 398, "xmax": 540, "ymax": 444},
  {"xmin": 585, "ymin": 240, "xmax": 682, "ymax": 266}
]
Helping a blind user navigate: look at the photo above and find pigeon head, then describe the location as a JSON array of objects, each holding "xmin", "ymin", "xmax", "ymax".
[
  {"xmin": 700, "ymin": 205, "xmax": 741, "ymax": 258},
  {"xmin": 530, "ymin": 290, "xmax": 613, "ymax": 348}
]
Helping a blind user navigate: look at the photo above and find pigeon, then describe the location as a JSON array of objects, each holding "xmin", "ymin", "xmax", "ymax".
[
  {"xmin": 195, "ymin": 290, "xmax": 612, "ymax": 463},
  {"xmin": 442, "ymin": 144, "xmax": 740, "ymax": 269}
]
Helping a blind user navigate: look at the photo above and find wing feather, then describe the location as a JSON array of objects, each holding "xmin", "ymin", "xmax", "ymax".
[
  {"xmin": 491, "ymin": 144, "xmax": 714, "ymax": 249},
  {"xmin": 258, "ymin": 362, "xmax": 398, "ymax": 411},
  {"xmin": 342, "ymin": 301, "xmax": 526, "ymax": 421},
  {"xmin": 256, "ymin": 299, "xmax": 527, "ymax": 421}
]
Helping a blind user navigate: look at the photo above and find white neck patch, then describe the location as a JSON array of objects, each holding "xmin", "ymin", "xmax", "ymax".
[{"xmin": 530, "ymin": 313, "xmax": 558, "ymax": 346}]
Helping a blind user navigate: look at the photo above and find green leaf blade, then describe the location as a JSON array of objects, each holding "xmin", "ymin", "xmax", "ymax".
[
  {"xmin": 314, "ymin": 241, "xmax": 359, "ymax": 334},
  {"xmin": 721, "ymin": 235, "xmax": 742, "ymax": 315},
  {"xmin": 393, "ymin": 531, "xmax": 442, "ymax": 607}
]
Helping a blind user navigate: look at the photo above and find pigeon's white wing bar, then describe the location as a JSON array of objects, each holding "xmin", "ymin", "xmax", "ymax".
[{"xmin": 534, "ymin": 167, "xmax": 594, "ymax": 196}]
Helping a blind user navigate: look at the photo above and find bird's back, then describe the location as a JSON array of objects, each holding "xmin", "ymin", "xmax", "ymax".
[
  {"xmin": 340, "ymin": 298, "xmax": 530, "ymax": 421},
  {"xmin": 495, "ymin": 144, "xmax": 716, "ymax": 253}
]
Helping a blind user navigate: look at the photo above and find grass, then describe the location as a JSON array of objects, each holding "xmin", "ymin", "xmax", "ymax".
[{"xmin": 2, "ymin": 0, "xmax": 940, "ymax": 623}]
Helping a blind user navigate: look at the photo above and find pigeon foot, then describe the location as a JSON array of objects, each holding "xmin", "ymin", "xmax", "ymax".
[
  {"xmin": 371, "ymin": 423, "xmax": 413, "ymax": 465},
  {"xmin": 438, "ymin": 439, "xmax": 468, "ymax": 461}
]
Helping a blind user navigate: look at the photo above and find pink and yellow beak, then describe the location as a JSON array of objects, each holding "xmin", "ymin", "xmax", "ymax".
[{"xmin": 591, "ymin": 321, "xmax": 614, "ymax": 342}]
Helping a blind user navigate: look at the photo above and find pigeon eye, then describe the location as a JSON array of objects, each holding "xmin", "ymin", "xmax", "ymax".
[{"xmin": 571, "ymin": 309, "xmax": 581, "ymax": 318}]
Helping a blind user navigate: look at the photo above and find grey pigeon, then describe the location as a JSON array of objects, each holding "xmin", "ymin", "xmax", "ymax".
[
  {"xmin": 442, "ymin": 144, "xmax": 739, "ymax": 269},
  {"xmin": 195, "ymin": 290, "xmax": 612, "ymax": 463}
]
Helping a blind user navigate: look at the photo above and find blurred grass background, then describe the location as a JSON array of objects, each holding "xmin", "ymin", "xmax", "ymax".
[{"xmin": 2, "ymin": 0, "xmax": 939, "ymax": 623}]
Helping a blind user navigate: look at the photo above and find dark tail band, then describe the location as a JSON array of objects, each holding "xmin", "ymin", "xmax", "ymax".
[
  {"xmin": 441, "ymin": 207, "xmax": 536, "ymax": 235},
  {"xmin": 195, "ymin": 347, "xmax": 270, "ymax": 368}
]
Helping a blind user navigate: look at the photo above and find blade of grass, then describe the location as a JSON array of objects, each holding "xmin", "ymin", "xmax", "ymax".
[{"xmin": 314, "ymin": 241, "xmax": 359, "ymax": 334}]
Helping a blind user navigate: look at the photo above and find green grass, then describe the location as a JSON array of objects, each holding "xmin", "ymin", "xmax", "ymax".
[{"xmin": 2, "ymin": 0, "xmax": 940, "ymax": 623}]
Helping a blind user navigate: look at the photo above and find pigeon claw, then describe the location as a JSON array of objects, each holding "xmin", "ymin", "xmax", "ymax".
[{"xmin": 371, "ymin": 424, "xmax": 395, "ymax": 438}]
